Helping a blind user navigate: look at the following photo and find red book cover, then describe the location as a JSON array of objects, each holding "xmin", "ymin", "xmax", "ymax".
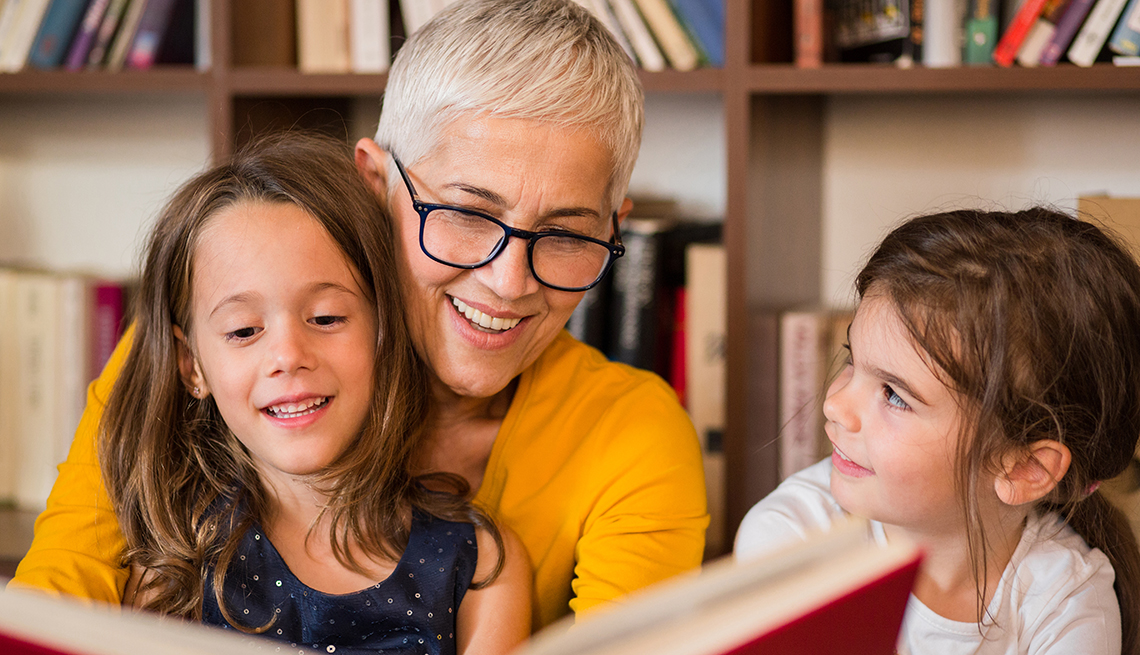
[
  {"xmin": 670, "ymin": 286, "xmax": 687, "ymax": 406},
  {"xmin": 993, "ymin": 0, "xmax": 1051, "ymax": 65},
  {"xmin": 89, "ymin": 281, "xmax": 124, "ymax": 382}
]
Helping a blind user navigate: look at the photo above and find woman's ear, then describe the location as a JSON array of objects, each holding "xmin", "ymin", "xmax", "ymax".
[
  {"xmin": 173, "ymin": 325, "xmax": 209, "ymax": 399},
  {"xmin": 616, "ymin": 197, "xmax": 634, "ymax": 226},
  {"xmin": 994, "ymin": 440, "xmax": 1072, "ymax": 506},
  {"xmin": 354, "ymin": 137, "xmax": 390, "ymax": 202}
]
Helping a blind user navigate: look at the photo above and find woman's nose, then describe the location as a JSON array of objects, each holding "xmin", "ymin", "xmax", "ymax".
[{"xmin": 476, "ymin": 236, "xmax": 541, "ymax": 301}]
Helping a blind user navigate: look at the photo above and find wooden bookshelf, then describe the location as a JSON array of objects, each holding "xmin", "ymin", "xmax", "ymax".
[
  {"xmin": 0, "ymin": 0, "xmax": 1137, "ymax": 553},
  {"xmin": 0, "ymin": 508, "xmax": 37, "ymax": 580}
]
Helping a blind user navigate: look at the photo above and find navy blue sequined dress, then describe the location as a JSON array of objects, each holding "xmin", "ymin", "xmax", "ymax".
[{"xmin": 202, "ymin": 511, "xmax": 477, "ymax": 655}]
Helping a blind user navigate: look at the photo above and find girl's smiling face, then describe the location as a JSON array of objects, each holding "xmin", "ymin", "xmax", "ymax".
[
  {"xmin": 180, "ymin": 201, "xmax": 378, "ymax": 487},
  {"xmin": 823, "ymin": 293, "xmax": 970, "ymax": 534}
]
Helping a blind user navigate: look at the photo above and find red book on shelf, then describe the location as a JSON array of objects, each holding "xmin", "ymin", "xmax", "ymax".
[
  {"xmin": 88, "ymin": 281, "xmax": 124, "ymax": 382},
  {"xmin": 993, "ymin": 0, "xmax": 1052, "ymax": 65}
]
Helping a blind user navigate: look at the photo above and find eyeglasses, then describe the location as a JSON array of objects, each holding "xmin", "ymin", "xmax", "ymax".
[{"xmin": 391, "ymin": 154, "xmax": 625, "ymax": 292}]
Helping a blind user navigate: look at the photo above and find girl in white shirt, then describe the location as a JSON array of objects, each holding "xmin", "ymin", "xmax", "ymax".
[{"xmin": 736, "ymin": 208, "xmax": 1140, "ymax": 655}]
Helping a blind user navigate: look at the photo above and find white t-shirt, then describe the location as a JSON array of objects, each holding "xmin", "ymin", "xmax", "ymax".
[{"xmin": 734, "ymin": 459, "xmax": 1121, "ymax": 655}]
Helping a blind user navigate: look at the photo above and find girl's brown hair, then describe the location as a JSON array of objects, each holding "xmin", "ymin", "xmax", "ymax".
[
  {"xmin": 100, "ymin": 131, "xmax": 502, "ymax": 627},
  {"xmin": 856, "ymin": 207, "xmax": 1140, "ymax": 653}
]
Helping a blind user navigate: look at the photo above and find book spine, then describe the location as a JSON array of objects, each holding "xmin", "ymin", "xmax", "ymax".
[
  {"xmin": 684, "ymin": 242, "xmax": 726, "ymax": 453},
  {"xmin": 924, "ymin": 0, "xmax": 962, "ymax": 67},
  {"xmin": 779, "ymin": 311, "xmax": 828, "ymax": 480},
  {"xmin": 1039, "ymin": 0, "xmax": 1097, "ymax": 63},
  {"xmin": 1108, "ymin": 0, "xmax": 1140, "ymax": 54},
  {"xmin": 28, "ymin": 0, "xmax": 92, "ymax": 69},
  {"xmin": 84, "ymin": 0, "xmax": 128, "ymax": 68},
  {"xmin": 296, "ymin": 0, "xmax": 351, "ymax": 73},
  {"xmin": 194, "ymin": 0, "xmax": 208, "ymax": 69},
  {"xmin": 565, "ymin": 274, "xmax": 612, "ymax": 354},
  {"xmin": 608, "ymin": 220, "xmax": 669, "ymax": 373},
  {"xmin": 1066, "ymin": 0, "xmax": 1130, "ymax": 64},
  {"xmin": 964, "ymin": 0, "xmax": 999, "ymax": 63},
  {"xmin": 633, "ymin": 0, "xmax": 700, "ymax": 70},
  {"xmin": 608, "ymin": 0, "xmax": 667, "ymax": 70},
  {"xmin": 993, "ymin": 0, "xmax": 1050, "ymax": 65},
  {"xmin": 124, "ymin": 0, "xmax": 177, "ymax": 69},
  {"xmin": 89, "ymin": 281, "xmax": 124, "ymax": 382},
  {"xmin": 57, "ymin": 275, "xmax": 89, "ymax": 469},
  {"xmin": 349, "ymin": 0, "xmax": 388, "ymax": 73},
  {"xmin": 0, "ymin": 269, "xmax": 17, "ymax": 505},
  {"xmin": 666, "ymin": 0, "xmax": 720, "ymax": 66},
  {"xmin": 0, "ymin": 0, "xmax": 53, "ymax": 72},
  {"xmin": 14, "ymin": 273, "xmax": 62, "ymax": 511},
  {"xmin": 0, "ymin": 0, "xmax": 28, "ymax": 66},
  {"xmin": 1016, "ymin": 0, "xmax": 1072, "ymax": 66},
  {"xmin": 793, "ymin": 0, "xmax": 824, "ymax": 66},
  {"xmin": 105, "ymin": 0, "xmax": 148, "ymax": 71},
  {"xmin": 64, "ymin": 0, "xmax": 109, "ymax": 69}
]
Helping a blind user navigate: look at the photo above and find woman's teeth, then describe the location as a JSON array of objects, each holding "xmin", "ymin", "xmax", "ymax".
[
  {"xmin": 266, "ymin": 397, "xmax": 328, "ymax": 418},
  {"xmin": 452, "ymin": 298, "xmax": 521, "ymax": 333}
]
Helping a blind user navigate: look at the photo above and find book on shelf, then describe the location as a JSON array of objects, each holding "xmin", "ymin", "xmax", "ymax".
[
  {"xmin": 923, "ymin": 0, "xmax": 964, "ymax": 67},
  {"xmin": 296, "ymin": 0, "xmax": 351, "ymax": 73},
  {"xmin": 964, "ymin": 0, "xmax": 1000, "ymax": 63},
  {"xmin": 0, "ymin": 267, "xmax": 128, "ymax": 510},
  {"xmin": 1108, "ymin": 0, "xmax": 1140, "ymax": 54},
  {"xmin": 632, "ymin": 0, "xmax": 700, "ymax": 70},
  {"xmin": 26, "ymin": 0, "xmax": 90, "ymax": 70},
  {"xmin": 83, "ymin": 0, "xmax": 128, "ymax": 68},
  {"xmin": 64, "ymin": 0, "xmax": 111, "ymax": 70},
  {"xmin": 778, "ymin": 308, "xmax": 851, "ymax": 481},
  {"xmin": 793, "ymin": 0, "xmax": 825, "ymax": 66},
  {"xmin": 993, "ymin": 0, "xmax": 1049, "ymax": 65},
  {"xmin": 667, "ymin": 0, "xmax": 725, "ymax": 67},
  {"xmin": 1015, "ymin": 0, "xmax": 1073, "ymax": 66},
  {"xmin": 0, "ymin": 0, "xmax": 52, "ymax": 72},
  {"xmin": 832, "ymin": 0, "xmax": 924, "ymax": 64},
  {"xmin": 0, "ymin": 517, "xmax": 920, "ymax": 655},
  {"xmin": 1066, "ymin": 0, "xmax": 1130, "ymax": 64},
  {"xmin": 520, "ymin": 517, "xmax": 921, "ymax": 655},
  {"xmin": 124, "ymin": 0, "xmax": 189, "ymax": 70},
  {"xmin": 104, "ymin": 0, "xmax": 149, "ymax": 71},
  {"xmin": 1038, "ymin": 0, "xmax": 1098, "ymax": 64},
  {"xmin": 608, "ymin": 0, "xmax": 667, "ymax": 71},
  {"xmin": 397, "ymin": 0, "xmax": 453, "ymax": 37},
  {"xmin": 231, "ymin": 0, "xmax": 294, "ymax": 68},
  {"xmin": 348, "ymin": 0, "xmax": 389, "ymax": 73}
]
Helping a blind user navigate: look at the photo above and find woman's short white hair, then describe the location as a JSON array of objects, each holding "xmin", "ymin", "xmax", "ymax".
[{"xmin": 375, "ymin": 0, "xmax": 644, "ymax": 211}]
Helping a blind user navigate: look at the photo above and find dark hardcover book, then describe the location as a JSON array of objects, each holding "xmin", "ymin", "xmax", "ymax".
[
  {"xmin": 63, "ymin": 0, "xmax": 109, "ymax": 69},
  {"xmin": 84, "ymin": 0, "xmax": 129, "ymax": 67},
  {"xmin": 833, "ymin": 0, "xmax": 923, "ymax": 63},
  {"xmin": 1039, "ymin": 0, "xmax": 1097, "ymax": 63},
  {"xmin": 28, "ymin": 0, "xmax": 92, "ymax": 69},
  {"xmin": 565, "ymin": 271, "xmax": 612, "ymax": 354},
  {"xmin": 125, "ymin": 0, "xmax": 191, "ymax": 68},
  {"xmin": 1108, "ymin": 0, "xmax": 1140, "ymax": 54},
  {"xmin": 667, "ymin": 0, "xmax": 725, "ymax": 66},
  {"xmin": 153, "ymin": 0, "xmax": 194, "ymax": 65}
]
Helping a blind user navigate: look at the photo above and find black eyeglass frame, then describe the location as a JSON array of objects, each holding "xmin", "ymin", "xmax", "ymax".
[{"xmin": 391, "ymin": 154, "xmax": 625, "ymax": 292}]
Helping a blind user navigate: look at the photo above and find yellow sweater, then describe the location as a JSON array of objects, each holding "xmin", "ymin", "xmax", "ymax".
[{"xmin": 10, "ymin": 329, "xmax": 709, "ymax": 629}]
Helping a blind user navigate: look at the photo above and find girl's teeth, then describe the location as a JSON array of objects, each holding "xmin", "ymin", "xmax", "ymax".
[
  {"xmin": 268, "ymin": 397, "xmax": 328, "ymax": 418},
  {"xmin": 451, "ymin": 298, "xmax": 521, "ymax": 332}
]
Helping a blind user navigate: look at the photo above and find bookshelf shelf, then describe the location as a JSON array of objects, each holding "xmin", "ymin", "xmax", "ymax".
[
  {"xmin": 0, "ymin": 68, "xmax": 210, "ymax": 94},
  {"xmin": 227, "ymin": 68, "xmax": 388, "ymax": 95}
]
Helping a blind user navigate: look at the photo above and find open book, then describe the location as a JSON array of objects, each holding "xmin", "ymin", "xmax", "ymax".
[{"xmin": 0, "ymin": 518, "xmax": 919, "ymax": 655}]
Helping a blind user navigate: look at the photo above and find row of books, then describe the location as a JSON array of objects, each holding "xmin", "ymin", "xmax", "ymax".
[
  {"xmin": 0, "ymin": 0, "xmax": 198, "ymax": 73},
  {"xmin": 295, "ymin": 0, "xmax": 724, "ymax": 75},
  {"xmin": 0, "ymin": 267, "xmax": 129, "ymax": 511},
  {"xmin": 796, "ymin": 0, "xmax": 1140, "ymax": 67}
]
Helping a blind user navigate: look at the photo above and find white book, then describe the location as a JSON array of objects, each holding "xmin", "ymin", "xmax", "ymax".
[
  {"xmin": 778, "ymin": 310, "xmax": 829, "ymax": 480},
  {"xmin": 399, "ymin": 0, "xmax": 433, "ymax": 35},
  {"xmin": 14, "ymin": 271, "xmax": 62, "ymax": 511},
  {"xmin": 0, "ymin": 0, "xmax": 50, "ymax": 72},
  {"xmin": 1067, "ymin": 0, "xmax": 1130, "ymax": 66},
  {"xmin": 632, "ymin": 0, "xmax": 699, "ymax": 70},
  {"xmin": 297, "ymin": 0, "xmax": 351, "ymax": 73},
  {"xmin": 195, "ymin": 0, "xmax": 210, "ymax": 70},
  {"xmin": 1016, "ymin": 18, "xmax": 1057, "ymax": 66},
  {"xmin": 57, "ymin": 274, "xmax": 90, "ymax": 470},
  {"xmin": 924, "ymin": 0, "xmax": 964, "ymax": 66},
  {"xmin": 350, "ymin": 0, "xmax": 389, "ymax": 73},
  {"xmin": 607, "ymin": 0, "xmax": 665, "ymax": 71},
  {"xmin": 0, "ymin": 268, "xmax": 17, "ymax": 504}
]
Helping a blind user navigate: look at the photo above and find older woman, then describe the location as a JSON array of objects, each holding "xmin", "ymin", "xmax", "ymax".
[{"xmin": 11, "ymin": 0, "xmax": 707, "ymax": 630}]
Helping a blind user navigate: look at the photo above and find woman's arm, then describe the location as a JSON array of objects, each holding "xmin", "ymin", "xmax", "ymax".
[
  {"xmin": 6, "ymin": 328, "xmax": 134, "ymax": 602},
  {"xmin": 457, "ymin": 523, "xmax": 533, "ymax": 654}
]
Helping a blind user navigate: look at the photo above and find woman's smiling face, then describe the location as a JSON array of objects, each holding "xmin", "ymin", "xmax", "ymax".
[{"xmin": 386, "ymin": 114, "xmax": 619, "ymax": 400}]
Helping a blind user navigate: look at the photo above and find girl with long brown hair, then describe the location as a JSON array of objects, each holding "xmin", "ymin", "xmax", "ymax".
[
  {"xmin": 737, "ymin": 208, "xmax": 1140, "ymax": 654},
  {"xmin": 99, "ymin": 131, "xmax": 530, "ymax": 654}
]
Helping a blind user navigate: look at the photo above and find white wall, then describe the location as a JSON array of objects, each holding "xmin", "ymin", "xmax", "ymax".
[
  {"xmin": 0, "ymin": 96, "xmax": 209, "ymax": 278},
  {"xmin": 820, "ymin": 93, "xmax": 1140, "ymax": 307}
]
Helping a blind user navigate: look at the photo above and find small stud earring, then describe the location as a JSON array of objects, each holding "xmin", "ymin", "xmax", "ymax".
[{"xmin": 193, "ymin": 386, "xmax": 200, "ymax": 397}]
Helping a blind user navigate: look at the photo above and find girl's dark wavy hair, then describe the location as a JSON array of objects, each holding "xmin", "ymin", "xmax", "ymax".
[
  {"xmin": 856, "ymin": 207, "xmax": 1140, "ymax": 653},
  {"xmin": 100, "ymin": 131, "xmax": 503, "ymax": 629}
]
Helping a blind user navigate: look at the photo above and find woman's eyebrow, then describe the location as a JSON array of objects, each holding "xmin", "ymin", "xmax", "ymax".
[{"xmin": 444, "ymin": 183, "xmax": 601, "ymax": 220}]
